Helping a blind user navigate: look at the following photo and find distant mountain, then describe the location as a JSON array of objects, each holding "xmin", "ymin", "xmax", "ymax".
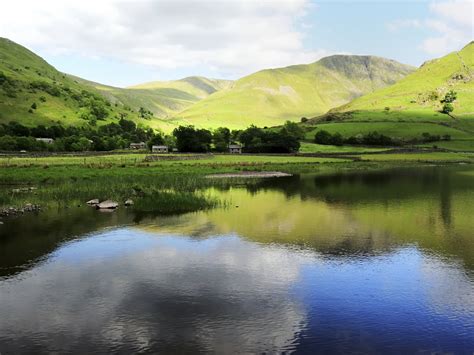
[
  {"xmin": 332, "ymin": 41, "xmax": 474, "ymax": 118},
  {"xmin": 173, "ymin": 55, "xmax": 415, "ymax": 129},
  {"xmin": 77, "ymin": 76, "xmax": 233, "ymax": 118}
]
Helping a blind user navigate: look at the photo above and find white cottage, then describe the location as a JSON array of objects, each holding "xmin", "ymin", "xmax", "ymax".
[
  {"xmin": 152, "ymin": 145, "xmax": 169, "ymax": 153},
  {"xmin": 229, "ymin": 144, "xmax": 242, "ymax": 154}
]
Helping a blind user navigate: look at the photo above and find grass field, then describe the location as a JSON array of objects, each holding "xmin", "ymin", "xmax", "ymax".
[
  {"xmin": 359, "ymin": 152, "xmax": 474, "ymax": 162},
  {"xmin": 1, "ymin": 152, "xmax": 472, "ymax": 214},
  {"xmin": 299, "ymin": 142, "xmax": 388, "ymax": 154},
  {"xmin": 0, "ymin": 153, "xmax": 346, "ymax": 168},
  {"xmin": 305, "ymin": 122, "xmax": 471, "ymax": 140}
]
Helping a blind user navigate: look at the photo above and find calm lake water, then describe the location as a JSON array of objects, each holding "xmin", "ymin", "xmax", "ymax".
[{"xmin": 1, "ymin": 166, "xmax": 473, "ymax": 353}]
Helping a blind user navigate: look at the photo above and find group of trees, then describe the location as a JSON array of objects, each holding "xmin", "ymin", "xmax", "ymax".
[
  {"xmin": 238, "ymin": 122, "xmax": 303, "ymax": 153},
  {"xmin": 0, "ymin": 118, "xmax": 160, "ymax": 152},
  {"xmin": 170, "ymin": 122, "xmax": 303, "ymax": 154},
  {"xmin": 314, "ymin": 129, "xmax": 451, "ymax": 146}
]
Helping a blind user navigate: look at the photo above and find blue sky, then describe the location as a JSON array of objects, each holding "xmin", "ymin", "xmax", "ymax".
[{"xmin": 0, "ymin": 0, "xmax": 472, "ymax": 87}]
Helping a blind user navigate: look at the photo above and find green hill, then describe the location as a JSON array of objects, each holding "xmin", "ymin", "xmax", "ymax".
[
  {"xmin": 0, "ymin": 37, "xmax": 176, "ymax": 130},
  {"xmin": 173, "ymin": 55, "xmax": 414, "ymax": 129},
  {"xmin": 0, "ymin": 38, "xmax": 229, "ymax": 131},
  {"xmin": 305, "ymin": 42, "xmax": 474, "ymax": 151},
  {"xmin": 76, "ymin": 75, "xmax": 233, "ymax": 118}
]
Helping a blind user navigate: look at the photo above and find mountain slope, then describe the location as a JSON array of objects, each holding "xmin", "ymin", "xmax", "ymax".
[
  {"xmin": 173, "ymin": 55, "xmax": 415, "ymax": 129},
  {"xmin": 304, "ymin": 42, "xmax": 474, "ymax": 151},
  {"xmin": 0, "ymin": 37, "xmax": 174, "ymax": 130},
  {"xmin": 333, "ymin": 41, "xmax": 474, "ymax": 117},
  {"xmin": 77, "ymin": 76, "xmax": 233, "ymax": 118},
  {"xmin": 0, "ymin": 38, "xmax": 230, "ymax": 130}
]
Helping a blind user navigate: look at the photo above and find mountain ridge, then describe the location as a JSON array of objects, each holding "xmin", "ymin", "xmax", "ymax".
[{"xmin": 174, "ymin": 54, "xmax": 415, "ymax": 129}]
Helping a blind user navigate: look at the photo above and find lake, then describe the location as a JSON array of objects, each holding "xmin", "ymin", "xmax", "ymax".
[{"xmin": 1, "ymin": 166, "xmax": 473, "ymax": 353}]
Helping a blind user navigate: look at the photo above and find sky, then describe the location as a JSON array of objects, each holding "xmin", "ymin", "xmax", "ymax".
[{"xmin": 0, "ymin": 0, "xmax": 472, "ymax": 87}]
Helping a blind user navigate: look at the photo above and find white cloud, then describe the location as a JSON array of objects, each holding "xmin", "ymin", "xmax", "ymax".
[
  {"xmin": 421, "ymin": 0, "xmax": 473, "ymax": 54},
  {"xmin": 386, "ymin": 19, "xmax": 422, "ymax": 31},
  {"xmin": 430, "ymin": 0, "xmax": 473, "ymax": 28},
  {"xmin": 0, "ymin": 0, "xmax": 324, "ymax": 78},
  {"xmin": 386, "ymin": 0, "xmax": 473, "ymax": 56}
]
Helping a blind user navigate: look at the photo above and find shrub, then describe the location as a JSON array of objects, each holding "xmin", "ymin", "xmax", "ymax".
[
  {"xmin": 314, "ymin": 130, "xmax": 333, "ymax": 145},
  {"xmin": 442, "ymin": 90, "xmax": 457, "ymax": 103},
  {"xmin": 441, "ymin": 103, "xmax": 454, "ymax": 114}
]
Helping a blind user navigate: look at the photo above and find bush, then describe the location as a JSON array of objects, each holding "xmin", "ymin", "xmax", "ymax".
[
  {"xmin": 421, "ymin": 132, "xmax": 440, "ymax": 143},
  {"xmin": 314, "ymin": 130, "xmax": 333, "ymax": 145},
  {"xmin": 441, "ymin": 103, "xmax": 454, "ymax": 114},
  {"xmin": 330, "ymin": 133, "xmax": 344, "ymax": 146},
  {"xmin": 29, "ymin": 81, "xmax": 61, "ymax": 96},
  {"xmin": 442, "ymin": 90, "xmax": 457, "ymax": 103},
  {"xmin": 139, "ymin": 107, "xmax": 153, "ymax": 120}
]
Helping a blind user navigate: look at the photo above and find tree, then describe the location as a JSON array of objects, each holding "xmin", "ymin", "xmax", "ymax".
[
  {"xmin": 31, "ymin": 102, "xmax": 37, "ymax": 110},
  {"xmin": 71, "ymin": 137, "xmax": 92, "ymax": 151},
  {"xmin": 173, "ymin": 125, "xmax": 212, "ymax": 152},
  {"xmin": 0, "ymin": 135, "xmax": 17, "ymax": 150},
  {"xmin": 239, "ymin": 125, "xmax": 300, "ymax": 153},
  {"xmin": 138, "ymin": 107, "xmax": 153, "ymax": 119},
  {"xmin": 314, "ymin": 130, "xmax": 332, "ymax": 145},
  {"xmin": 213, "ymin": 127, "xmax": 231, "ymax": 152},
  {"xmin": 282, "ymin": 121, "xmax": 304, "ymax": 140},
  {"xmin": 301, "ymin": 117, "xmax": 308, "ymax": 123},
  {"xmin": 441, "ymin": 103, "xmax": 454, "ymax": 114},
  {"xmin": 330, "ymin": 132, "xmax": 344, "ymax": 146},
  {"xmin": 442, "ymin": 90, "xmax": 457, "ymax": 103},
  {"xmin": 119, "ymin": 118, "xmax": 136, "ymax": 132}
]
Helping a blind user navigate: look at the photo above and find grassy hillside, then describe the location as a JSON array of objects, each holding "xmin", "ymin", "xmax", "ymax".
[
  {"xmin": 334, "ymin": 42, "xmax": 473, "ymax": 116},
  {"xmin": 0, "ymin": 38, "xmax": 180, "ymax": 130},
  {"xmin": 77, "ymin": 76, "xmax": 233, "ymax": 118},
  {"xmin": 173, "ymin": 55, "xmax": 414, "ymax": 129},
  {"xmin": 304, "ymin": 42, "xmax": 474, "ymax": 151},
  {"xmin": 0, "ymin": 38, "xmax": 231, "ymax": 131}
]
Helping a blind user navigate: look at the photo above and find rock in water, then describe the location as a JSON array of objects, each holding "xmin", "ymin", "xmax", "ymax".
[
  {"xmin": 124, "ymin": 199, "xmax": 134, "ymax": 206},
  {"xmin": 96, "ymin": 200, "xmax": 118, "ymax": 209},
  {"xmin": 86, "ymin": 199, "xmax": 100, "ymax": 205}
]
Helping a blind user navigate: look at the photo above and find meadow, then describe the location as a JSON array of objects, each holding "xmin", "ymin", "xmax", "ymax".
[{"xmin": 1, "ymin": 151, "xmax": 472, "ymax": 215}]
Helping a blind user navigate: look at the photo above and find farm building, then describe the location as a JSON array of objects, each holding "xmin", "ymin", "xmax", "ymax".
[
  {"xmin": 35, "ymin": 138, "xmax": 54, "ymax": 144},
  {"xmin": 152, "ymin": 145, "xmax": 169, "ymax": 153},
  {"xmin": 130, "ymin": 142, "xmax": 146, "ymax": 150},
  {"xmin": 229, "ymin": 144, "xmax": 242, "ymax": 154}
]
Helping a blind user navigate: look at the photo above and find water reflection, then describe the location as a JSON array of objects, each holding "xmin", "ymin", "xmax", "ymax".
[
  {"xmin": 0, "ymin": 231, "xmax": 310, "ymax": 353},
  {"xmin": 0, "ymin": 166, "xmax": 473, "ymax": 352}
]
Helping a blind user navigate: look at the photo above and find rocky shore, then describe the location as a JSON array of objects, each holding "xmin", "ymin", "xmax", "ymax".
[{"xmin": 0, "ymin": 203, "xmax": 41, "ymax": 218}]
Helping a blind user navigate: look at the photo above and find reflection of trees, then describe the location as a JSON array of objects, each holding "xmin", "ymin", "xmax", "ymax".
[
  {"xmin": 439, "ymin": 173, "xmax": 452, "ymax": 229},
  {"xmin": 248, "ymin": 167, "xmax": 471, "ymax": 208},
  {"xmin": 0, "ymin": 208, "xmax": 135, "ymax": 279},
  {"xmin": 237, "ymin": 166, "xmax": 474, "ymax": 271}
]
